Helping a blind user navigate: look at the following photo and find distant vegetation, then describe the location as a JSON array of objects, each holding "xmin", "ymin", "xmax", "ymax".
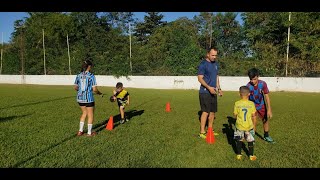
[{"xmin": 1, "ymin": 12, "xmax": 319, "ymax": 77}]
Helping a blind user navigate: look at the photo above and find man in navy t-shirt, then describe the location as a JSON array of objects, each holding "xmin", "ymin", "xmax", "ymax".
[{"xmin": 197, "ymin": 47, "xmax": 223, "ymax": 139}]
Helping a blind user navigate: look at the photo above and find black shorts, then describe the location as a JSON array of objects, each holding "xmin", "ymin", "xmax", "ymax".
[
  {"xmin": 78, "ymin": 102, "xmax": 95, "ymax": 107},
  {"xmin": 199, "ymin": 93, "xmax": 217, "ymax": 113}
]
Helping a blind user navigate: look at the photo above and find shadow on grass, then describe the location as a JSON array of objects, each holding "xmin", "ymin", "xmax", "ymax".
[
  {"xmin": 11, "ymin": 98, "xmax": 153, "ymax": 167},
  {"xmin": 94, "ymin": 109, "xmax": 145, "ymax": 132},
  {"xmin": 0, "ymin": 114, "xmax": 32, "ymax": 123},
  {"xmin": 11, "ymin": 132, "xmax": 82, "ymax": 168},
  {"xmin": 94, "ymin": 97, "xmax": 159, "ymax": 132},
  {"xmin": 0, "ymin": 96, "xmax": 74, "ymax": 110},
  {"xmin": 255, "ymin": 132, "xmax": 265, "ymax": 141},
  {"xmin": 222, "ymin": 116, "xmax": 249, "ymax": 156}
]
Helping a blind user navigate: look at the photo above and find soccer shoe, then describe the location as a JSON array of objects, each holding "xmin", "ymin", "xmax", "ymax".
[
  {"xmin": 198, "ymin": 132, "xmax": 207, "ymax": 139},
  {"xmin": 264, "ymin": 136, "xmax": 275, "ymax": 143},
  {"xmin": 87, "ymin": 132, "xmax": 97, "ymax": 137},
  {"xmin": 77, "ymin": 131, "xmax": 84, "ymax": 136},
  {"xmin": 213, "ymin": 131, "xmax": 219, "ymax": 136},
  {"xmin": 236, "ymin": 154, "xmax": 242, "ymax": 160},
  {"xmin": 120, "ymin": 119, "xmax": 125, "ymax": 124},
  {"xmin": 125, "ymin": 118, "xmax": 129, "ymax": 122},
  {"xmin": 249, "ymin": 155, "xmax": 257, "ymax": 161}
]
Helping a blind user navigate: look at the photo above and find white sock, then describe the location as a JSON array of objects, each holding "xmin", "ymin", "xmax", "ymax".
[
  {"xmin": 87, "ymin": 124, "xmax": 92, "ymax": 135},
  {"xmin": 79, "ymin": 121, "xmax": 85, "ymax": 132}
]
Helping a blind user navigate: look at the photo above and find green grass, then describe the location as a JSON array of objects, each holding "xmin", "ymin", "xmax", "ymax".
[{"xmin": 0, "ymin": 84, "xmax": 319, "ymax": 168}]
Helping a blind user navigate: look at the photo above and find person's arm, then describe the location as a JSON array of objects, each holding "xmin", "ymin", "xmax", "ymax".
[
  {"xmin": 233, "ymin": 103, "xmax": 238, "ymax": 119},
  {"xmin": 262, "ymin": 82, "xmax": 272, "ymax": 119},
  {"xmin": 252, "ymin": 111, "xmax": 257, "ymax": 132},
  {"xmin": 216, "ymin": 75, "xmax": 223, "ymax": 96},
  {"xmin": 74, "ymin": 75, "xmax": 79, "ymax": 91},
  {"xmin": 264, "ymin": 94, "xmax": 272, "ymax": 118},
  {"xmin": 74, "ymin": 85, "xmax": 78, "ymax": 91},
  {"xmin": 198, "ymin": 75, "xmax": 216, "ymax": 94},
  {"xmin": 93, "ymin": 86, "xmax": 102, "ymax": 95},
  {"xmin": 126, "ymin": 95, "xmax": 130, "ymax": 105}
]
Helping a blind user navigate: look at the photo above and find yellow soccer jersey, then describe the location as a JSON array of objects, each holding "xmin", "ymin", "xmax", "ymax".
[
  {"xmin": 115, "ymin": 89, "xmax": 129, "ymax": 101},
  {"xmin": 233, "ymin": 99, "xmax": 256, "ymax": 131}
]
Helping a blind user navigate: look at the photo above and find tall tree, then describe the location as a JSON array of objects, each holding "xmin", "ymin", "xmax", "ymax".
[{"xmin": 133, "ymin": 12, "xmax": 166, "ymax": 44}]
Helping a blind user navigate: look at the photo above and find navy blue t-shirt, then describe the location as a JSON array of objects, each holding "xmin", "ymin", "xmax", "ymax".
[{"xmin": 197, "ymin": 59, "xmax": 219, "ymax": 94}]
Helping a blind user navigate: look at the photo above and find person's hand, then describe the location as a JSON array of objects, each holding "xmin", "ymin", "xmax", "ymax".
[
  {"xmin": 267, "ymin": 110, "xmax": 272, "ymax": 119},
  {"xmin": 218, "ymin": 89, "xmax": 223, "ymax": 97},
  {"xmin": 208, "ymin": 86, "xmax": 216, "ymax": 94}
]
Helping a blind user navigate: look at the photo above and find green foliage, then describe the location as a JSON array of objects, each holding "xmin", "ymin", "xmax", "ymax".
[{"xmin": 2, "ymin": 12, "xmax": 320, "ymax": 77}]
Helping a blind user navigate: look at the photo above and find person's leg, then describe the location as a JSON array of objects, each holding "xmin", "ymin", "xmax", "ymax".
[
  {"xmin": 248, "ymin": 141, "xmax": 254, "ymax": 156},
  {"xmin": 208, "ymin": 112, "xmax": 215, "ymax": 129},
  {"xmin": 257, "ymin": 108, "xmax": 274, "ymax": 143},
  {"xmin": 210, "ymin": 94, "xmax": 218, "ymax": 135},
  {"xmin": 77, "ymin": 105, "xmax": 87, "ymax": 136},
  {"xmin": 234, "ymin": 129, "xmax": 243, "ymax": 160},
  {"xmin": 119, "ymin": 106, "xmax": 125, "ymax": 123},
  {"xmin": 199, "ymin": 93, "xmax": 209, "ymax": 136},
  {"xmin": 86, "ymin": 105, "xmax": 95, "ymax": 135},
  {"xmin": 200, "ymin": 111, "xmax": 209, "ymax": 134}
]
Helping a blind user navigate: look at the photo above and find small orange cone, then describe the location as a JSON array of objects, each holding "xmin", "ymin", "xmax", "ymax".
[
  {"xmin": 206, "ymin": 127, "xmax": 215, "ymax": 144},
  {"xmin": 106, "ymin": 116, "xmax": 113, "ymax": 130},
  {"xmin": 165, "ymin": 102, "xmax": 171, "ymax": 112}
]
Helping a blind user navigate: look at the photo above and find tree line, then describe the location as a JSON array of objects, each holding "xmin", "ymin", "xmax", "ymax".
[{"xmin": 1, "ymin": 12, "xmax": 319, "ymax": 77}]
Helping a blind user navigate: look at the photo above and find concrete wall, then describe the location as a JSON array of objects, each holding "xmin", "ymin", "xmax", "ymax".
[{"xmin": 0, "ymin": 75, "xmax": 319, "ymax": 92}]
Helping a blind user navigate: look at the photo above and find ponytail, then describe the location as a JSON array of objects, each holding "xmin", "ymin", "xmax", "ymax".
[{"xmin": 81, "ymin": 59, "xmax": 93, "ymax": 72}]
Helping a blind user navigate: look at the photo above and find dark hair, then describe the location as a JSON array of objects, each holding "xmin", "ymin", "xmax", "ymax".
[
  {"xmin": 116, "ymin": 82, "xmax": 123, "ymax": 88},
  {"xmin": 248, "ymin": 68, "xmax": 259, "ymax": 80},
  {"xmin": 81, "ymin": 59, "xmax": 93, "ymax": 72},
  {"xmin": 206, "ymin": 47, "xmax": 218, "ymax": 53},
  {"xmin": 239, "ymin": 86, "xmax": 250, "ymax": 95}
]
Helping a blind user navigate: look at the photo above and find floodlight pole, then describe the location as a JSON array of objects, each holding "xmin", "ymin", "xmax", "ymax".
[
  {"xmin": 285, "ymin": 12, "xmax": 291, "ymax": 77},
  {"xmin": 0, "ymin": 32, "xmax": 3, "ymax": 74},
  {"xmin": 67, "ymin": 34, "xmax": 71, "ymax": 75},
  {"xmin": 129, "ymin": 23, "xmax": 132, "ymax": 73},
  {"xmin": 43, "ymin": 29, "xmax": 46, "ymax": 75}
]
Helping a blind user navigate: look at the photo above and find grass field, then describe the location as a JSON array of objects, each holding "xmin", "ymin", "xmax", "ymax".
[{"xmin": 0, "ymin": 84, "xmax": 319, "ymax": 168}]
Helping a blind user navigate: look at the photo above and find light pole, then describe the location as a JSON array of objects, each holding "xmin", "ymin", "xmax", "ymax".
[
  {"xmin": 285, "ymin": 12, "xmax": 291, "ymax": 77},
  {"xmin": 42, "ymin": 29, "xmax": 46, "ymax": 75},
  {"xmin": 129, "ymin": 22, "xmax": 132, "ymax": 73},
  {"xmin": 19, "ymin": 25, "xmax": 25, "ymax": 84},
  {"xmin": 67, "ymin": 34, "xmax": 71, "ymax": 75},
  {"xmin": 0, "ymin": 32, "xmax": 3, "ymax": 74}
]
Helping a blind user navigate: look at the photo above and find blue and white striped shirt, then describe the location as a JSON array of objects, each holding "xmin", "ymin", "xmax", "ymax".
[{"xmin": 74, "ymin": 71, "xmax": 97, "ymax": 103}]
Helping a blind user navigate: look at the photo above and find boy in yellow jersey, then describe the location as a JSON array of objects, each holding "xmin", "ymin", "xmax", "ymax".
[
  {"xmin": 233, "ymin": 86, "xmax": 257, "ymax": 161},
  {"xmin": 111, "ymin": 82, "xmax": 130, "ymax": 124}
]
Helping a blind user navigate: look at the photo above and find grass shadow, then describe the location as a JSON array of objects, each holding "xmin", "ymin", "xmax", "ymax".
[
  {"xmin": 222, "ymin": 116, "xmax": 250, "ymax": 156},
  {"xmin": 255, "ymin": 132, "xmax": 265, "ymax": 141},
  {"xmin": 0, "ymin": 96, "xmax": 74, "ymax": 110},
  {"xmin": 95, "ymin": 109, "xmax": 145, "ymax": 132},
  {"xmin": 222, "ymin": 116, "xmax": 237, "ymax": 154},
  {"xmin": 11, "ymin": 131, "xmax": 82, "ymax": 167},
  {"xmin": 0, "ymin": 114, "xmax": 32, "ymax": 123}
]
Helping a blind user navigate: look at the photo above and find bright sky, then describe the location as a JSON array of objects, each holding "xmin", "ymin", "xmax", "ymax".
[{"xmin": 0, "ymin": 12, "xmax": 242, "ymax": 43}]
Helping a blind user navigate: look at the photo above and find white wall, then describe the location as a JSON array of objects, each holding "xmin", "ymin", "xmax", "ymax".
[{"xmin": 0, "ymin": 75, "xmax": 319, "ymax": 92}]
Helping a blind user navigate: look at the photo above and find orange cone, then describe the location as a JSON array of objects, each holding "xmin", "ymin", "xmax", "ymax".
[
  {"xmin": 165, "ymin": 102, "xmax": 171, "ymax": 112},
  {"xmin": 106, "ymin": 116, "xmax": 113, "ymax": 130},
  {"xmin": 206, "ymin": 127, "xmax": 215, "ymax": 144}
]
